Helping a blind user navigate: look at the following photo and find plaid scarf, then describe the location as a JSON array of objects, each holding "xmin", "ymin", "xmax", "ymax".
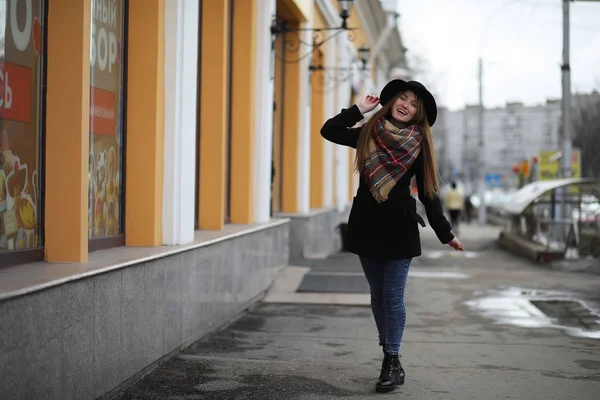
[{"xmin": 362, "ymin": 118, "xmax": 423, "ymax": 203}]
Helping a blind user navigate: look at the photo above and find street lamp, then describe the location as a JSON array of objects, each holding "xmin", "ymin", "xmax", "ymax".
[
  {"xmin": 338, "ymin": 0, "xmax": 352, "ymax": 29},
  {"xmin": 559, "ymin": 0, "xmax": 599, "ymax": 219},
  {"xmin": 560, "ymin": 0, "xmax": 600, "ymax": 180},
  {"xmin": 270, "ymin": 0, "xmax": 358, "ymax": 63}
]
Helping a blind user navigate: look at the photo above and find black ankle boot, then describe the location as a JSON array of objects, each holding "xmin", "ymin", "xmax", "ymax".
[{"xmin": 376, "ymin": 353, "xmax": 405, "ymax": 393}]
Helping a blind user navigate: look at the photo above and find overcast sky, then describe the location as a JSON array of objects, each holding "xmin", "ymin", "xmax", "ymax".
[{"xmin": 396, "ymin": 0, "xmax": 600, "ymax": 110}]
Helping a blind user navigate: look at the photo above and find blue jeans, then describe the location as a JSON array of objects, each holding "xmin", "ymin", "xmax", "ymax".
[{"xmin": 359, "ymin": 256, "xmax": 412, "ymax": 355}]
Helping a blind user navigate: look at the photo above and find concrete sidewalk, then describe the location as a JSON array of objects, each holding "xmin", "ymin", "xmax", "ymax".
[{"xmin": 114, "ymin": 224, "xmax": 600, "ymax": 399}]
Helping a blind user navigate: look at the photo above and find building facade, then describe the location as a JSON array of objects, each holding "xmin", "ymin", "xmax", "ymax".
[
  {"xmin": 441, "ymin": 101, "xmax": 563, "ymax": 190},
  {"xmin": 0, "ymin": 1, "xmax": 406, "ymax": 398}
]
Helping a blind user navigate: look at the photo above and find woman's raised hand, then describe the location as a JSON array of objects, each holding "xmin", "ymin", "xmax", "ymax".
[{"xmin": 357, "ymin": 95, "xmax": 380, "ymax": 114}]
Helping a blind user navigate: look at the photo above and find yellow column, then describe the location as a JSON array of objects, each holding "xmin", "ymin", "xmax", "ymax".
[
  {"xmin": 198, "ymin": 0, "xmax": 230, "ymax": 230},
  {"xmin": 309, "ymin": 6, "xmax": 326, "ymax": 210},
  {"xmin": 281, "ymin": 23, "xmax": 302, "ymax": 213},
  {"xmin": 310, "ymin": 60, "xmax": 325, "ymax": 209},
  {"xmin": 125, "ymin": 0, "xmax": 165, "ymax": 246},
  {"xmin": 45, "ymin": 0, "xmax": 91, "ymax": 262},
  {"xmin": 230, "ymin": 0, "xmax": 257, "ymax": 224}
]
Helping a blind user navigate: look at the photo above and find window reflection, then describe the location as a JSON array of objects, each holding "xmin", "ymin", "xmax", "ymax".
[
  {"xmin": 88, "ymin": 0, "xmax": 125, "ymax": 239},
  {"xmin": 0, "ymin": 0, "xmax": 44, "ymax": 254}
]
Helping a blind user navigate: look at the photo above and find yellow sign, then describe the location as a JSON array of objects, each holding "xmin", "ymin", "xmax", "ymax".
[
  {"xmin": 539, "ymin": 150, "xmax": 581, "ymax": 181},
  {"xmin": 539, "ymin": 149, "xmax": 581, "ymax": 193}
]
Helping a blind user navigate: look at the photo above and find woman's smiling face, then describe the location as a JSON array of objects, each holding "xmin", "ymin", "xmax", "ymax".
[{"xmin": 390, "ymin": 90, "xmax": 418, "ymax": 123}]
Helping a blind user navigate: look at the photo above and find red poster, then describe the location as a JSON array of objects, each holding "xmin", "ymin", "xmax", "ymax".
[
  {"xmin": 90, "ymin": 87, "xmax": 117, "ymax": 136},
  {"xmin": 0, "ymin": 62, "xmax": 32, "ymax": 123}
]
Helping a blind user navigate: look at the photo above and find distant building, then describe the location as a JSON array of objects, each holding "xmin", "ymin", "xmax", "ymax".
[{"xmin": 439, "ymin": 100, "xmax": 564, "ymax": 190}]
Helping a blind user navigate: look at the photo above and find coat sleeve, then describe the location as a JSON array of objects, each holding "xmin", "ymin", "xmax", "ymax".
[
  {"xmin": 415, "ymin": 155, "xmax": 455, "ymax": 244},
  {"xmin": 320, "ymin": 105, "xmax": 364, "ymax": 149}
]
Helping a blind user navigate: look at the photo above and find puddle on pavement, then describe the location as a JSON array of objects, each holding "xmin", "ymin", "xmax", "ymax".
[
  {"xmin": 465, "ymin": 287, "xmax": 600, "ymax": 339},
  {"xmin": 410, "ymin": 271, "xmax": 470, "ymax": 279}
]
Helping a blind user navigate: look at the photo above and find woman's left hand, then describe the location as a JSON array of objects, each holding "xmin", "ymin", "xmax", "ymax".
[{"xmin": 448, "ymin": 237, "xmax": 464, "ymax": 251}]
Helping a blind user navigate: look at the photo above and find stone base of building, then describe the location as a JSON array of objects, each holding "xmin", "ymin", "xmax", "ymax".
[
  {"xmin": 278, "ymin": 207, "xmax": 350, "ymax": 265},
  {"xmin": 0, "ymin": 221, "xmax": 289, "ymax": 400}
]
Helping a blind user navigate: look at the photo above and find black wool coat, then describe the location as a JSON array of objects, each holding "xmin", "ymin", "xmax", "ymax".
[{"xmin": 321, "ymin": 105, "xmax": 455, "ymax": 260}]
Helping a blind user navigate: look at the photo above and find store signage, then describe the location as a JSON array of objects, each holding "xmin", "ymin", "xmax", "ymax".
[
  {"xmin": 0, "ymin": 0, "xmax": 39, "ymax": 123},
  {"xmin": 90, "ymin": 87, "xmax": 116, "ymax": 136},
  {"xmin": 10, "ymin": 0, "xmax": 33, "ymax": 51},
  {"xmin": 91, "ymin": 0, "xmax": 120, "ymax": 74},
  {"xmin": 0, "ymin": 62, "xmax": 32, "ymax": 123}
]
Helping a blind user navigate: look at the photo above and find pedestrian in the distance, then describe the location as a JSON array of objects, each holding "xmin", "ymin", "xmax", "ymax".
[
  {"xmin": 463, "ymin": 193, "xmax": 474, "ymax": 224},
  {"xmin": 321, "ymin": 80, "xmax": 464, "ymax": 393},
  {"xmin": 444, "ymin": 182, "xmax": 464, "ymax": 234}
]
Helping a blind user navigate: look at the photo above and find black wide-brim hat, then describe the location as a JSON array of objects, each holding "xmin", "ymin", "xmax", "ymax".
[{"xmin": 379, "ymin": 80, "xmax": 437, "ymax": 126}]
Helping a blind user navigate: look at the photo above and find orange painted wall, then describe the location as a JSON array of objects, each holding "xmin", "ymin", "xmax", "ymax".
[
  {"xmin": 229, "ymin": 0, "xmax": 257, "ymax": 224},
  {"xmin": 45, "ymin": 0, "xmax": 91, "ymax": 262},
  {"xmin": 273, "ymin": 1, "xmax": 308, "ymax": 215},
  {"xmin": 309, "ymin": 6, "xmax": 327, "ymax": 209},
  {"xmin": 281, "ymin": 30, "xmax": 302, "ymax": 213},
  {"xmin": 345, "ymin": 4, "xmax": 369, "ymax": 51},
  {"xmin": 198, "ymin": 0, "xmax": 230, "ymax": 230},
  {"xmin": 125, "ymin": 0, "xmax": 165, "ymax": 246},
  {"xmin": 279, "ymin": 0, "xmax": 310, "ymax": 21}
]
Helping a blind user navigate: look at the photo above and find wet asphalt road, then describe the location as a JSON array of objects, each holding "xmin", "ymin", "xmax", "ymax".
[{"xmin": 114, "ymin": 225, "xmax": 600, "ymax": 399}]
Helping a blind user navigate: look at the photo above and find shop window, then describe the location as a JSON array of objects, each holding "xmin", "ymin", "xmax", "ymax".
[
  {"xmin": 88, "ymin": 0, "xmax": 126, "ymax": 251},
  {"xmin": 0, "ymin": 0, "xmax": 46, "ymax": 267}
]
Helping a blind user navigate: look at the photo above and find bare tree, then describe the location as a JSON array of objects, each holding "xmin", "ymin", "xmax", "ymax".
[{"xmin": 572, "ymin": 93, "xmax": 600, "ymax": 178}]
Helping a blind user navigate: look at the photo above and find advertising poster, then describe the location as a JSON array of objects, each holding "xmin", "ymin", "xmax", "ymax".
[
  {"xmin": 0, "ymin": 0, "xmax": 43, "ymax": 252},
  {"xmin": 539, "ymin": 149, "xmax": 581, "ymax": 194},
  {"xmin": 89, "ymin": 0, "xmax": 124, "ymax": 238},
  {"xmin": 539, "ymin": 150, "xmax": 580, "ymax": 181}
]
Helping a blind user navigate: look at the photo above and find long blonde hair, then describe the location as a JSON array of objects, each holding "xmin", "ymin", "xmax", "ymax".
[{"xmin": 354, "ymin": 91, "xmax": 440, "ymax": 198}]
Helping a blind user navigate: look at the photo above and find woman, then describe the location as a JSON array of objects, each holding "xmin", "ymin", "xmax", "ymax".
[{"xmin": 320, "ymin": 79, "xmax": 464, "ymax": 393}]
